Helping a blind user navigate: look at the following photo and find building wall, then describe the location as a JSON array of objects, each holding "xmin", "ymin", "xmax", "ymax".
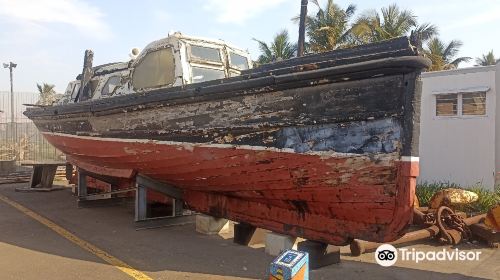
[
  {"xmin": 495, "ymin": 63, "xmax": 500, "ymax": 186},
  {"xmin": 419, "ymin": 66, "xmax": 497, "ymax": 190}
]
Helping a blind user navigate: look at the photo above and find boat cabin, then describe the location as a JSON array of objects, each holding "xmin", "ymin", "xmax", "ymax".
[{"xmin": 58, "ymin": 32, "xmax": 252, "ymax": 104}]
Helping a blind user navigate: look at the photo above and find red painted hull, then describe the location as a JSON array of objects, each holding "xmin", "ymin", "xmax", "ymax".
[{"xmin": 43, "ymin": 132, "xmax": 418, "ymax": 245}]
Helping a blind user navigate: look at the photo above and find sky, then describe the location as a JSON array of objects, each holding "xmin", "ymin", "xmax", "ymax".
[{"xmin": 0, "ymin": 0, "xmax": 499, "ymax": 93}]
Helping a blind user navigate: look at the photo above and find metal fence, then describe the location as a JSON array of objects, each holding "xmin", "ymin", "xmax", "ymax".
[{"xmin": 0, "ymin": 91, "xmax": 62, "ymax": 164}]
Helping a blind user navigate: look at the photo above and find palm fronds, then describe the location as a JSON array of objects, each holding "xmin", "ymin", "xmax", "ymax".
[
  {"xmin": 475, "ymin": 50, "xmax": 499, "ymax": 66},
  {"xmin": 253, "ymin": 29, "xmax": 297, "ymax": 64},
  {"xmin": 424, "ymin": 37, "xmax": 470, "ymax": 71},
  {"xmin": 351, "ymin": 4, "xmax": 437, "ymax": 45},
  {"xmin": 36, "ymin": 83, "xmax": 58, "ymax": 105}
]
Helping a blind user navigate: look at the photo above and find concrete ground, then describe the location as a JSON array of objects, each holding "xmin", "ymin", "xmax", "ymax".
[{"xmin": 0, "ymin": 182, "xmax": 498, "ymax": 280}]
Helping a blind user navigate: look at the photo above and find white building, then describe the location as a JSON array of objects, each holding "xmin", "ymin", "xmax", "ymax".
[{"xmin": 419, "ymin": 63, "xmax": 500, "ymax": 190}]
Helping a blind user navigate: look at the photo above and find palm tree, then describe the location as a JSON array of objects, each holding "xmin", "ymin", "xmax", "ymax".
[
  {"xmin": 294, "ymin": 0, "xmax": 357, "ymax": 53},
  {"xmin": 253, "ymin": 30, "xmax": 297, "ymax": 64},
  {"xmin": 413, "ymin": 22, "xmax": 439, "ymax": 43},
  {"xmin": 36, "ymin": 83, "xmax": 57, "ymax": 105},
  {"xmin": 351, "ymin": 4, "xmax": 437, "ymax": 44},
  {"xmin": 424, "ymin": 38, "xmax": 471, "ymax": 71},
  {"xmin": 475, "ymin": 50, "xmax": 499, "ymax": 66}
]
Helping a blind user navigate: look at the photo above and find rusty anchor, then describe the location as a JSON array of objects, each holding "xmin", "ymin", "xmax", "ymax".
[
  {"xmin": 436, "ymin": 206, "xmax": 472, "ymax": 245},
  {"xmin": 350, "ymin": 209, "xmax": 485, "ymax": 256}
]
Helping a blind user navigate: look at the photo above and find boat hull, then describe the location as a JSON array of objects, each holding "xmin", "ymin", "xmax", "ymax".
[
  {"xmin": 26, "ymin": 37, "xmax": 429, "ymax": 245},
  {"xmin": 43, "ymin": 132, "xmax": 418, "ymax": 245}
]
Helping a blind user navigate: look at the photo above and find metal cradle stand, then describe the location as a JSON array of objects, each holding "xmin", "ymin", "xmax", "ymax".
[
  {"xmin": 15, "ymin": 161, "xmax": 68, "ymax": 192},
  {"xmin": 134, "ymin": 174, "xmax": 194, "ymax": 230},
  {"xmin": 77, "ymin": 168, "xmax": 132, "ymax": 208},
  {"xmin": 76, "ymin": 170, "xmax": 194, "ymax": 229}
]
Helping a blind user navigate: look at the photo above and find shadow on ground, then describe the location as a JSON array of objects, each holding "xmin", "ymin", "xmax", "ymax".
[{"xmin": 0, "ymin": 183, "xmax": 496, "ymax": 279}]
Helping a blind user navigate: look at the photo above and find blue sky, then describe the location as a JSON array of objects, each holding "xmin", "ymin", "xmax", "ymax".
[{"xmin": 0, "ymin": 0, "xmax": 499, "ymax": 92}]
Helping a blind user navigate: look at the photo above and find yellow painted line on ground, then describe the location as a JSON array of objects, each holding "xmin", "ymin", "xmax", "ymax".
[{"xmin": 0, "ymin": 194, "xmax": 153, "ymax": 280}]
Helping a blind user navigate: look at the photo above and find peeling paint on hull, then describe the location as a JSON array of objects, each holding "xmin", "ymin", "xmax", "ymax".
[
  {"xmin": 25, "ymin": 37, "xmax": 429, "ymax": 245},
  {"xmin": 43, "ymin": 132, "xmax": 418, "ymax": 245}
]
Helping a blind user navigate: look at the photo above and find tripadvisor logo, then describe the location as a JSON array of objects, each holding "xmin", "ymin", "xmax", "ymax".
[
  {"xmin": 375, "ymin": 244, "xmax": 398, "ymax": 267},
  {"xmin": 375, "ymin": 244, "xmax": 482, "ymax": 267}
]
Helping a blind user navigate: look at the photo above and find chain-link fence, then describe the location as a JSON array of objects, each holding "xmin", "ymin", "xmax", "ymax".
[{"xmin": 0, "ymin": 91, "xmax": 62, "ymax": 166}]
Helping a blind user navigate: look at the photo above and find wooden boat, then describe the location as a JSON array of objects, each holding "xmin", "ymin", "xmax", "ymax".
[{"xmin": 25, "ymin": 34, "xmax": 430, "ymax": 245}]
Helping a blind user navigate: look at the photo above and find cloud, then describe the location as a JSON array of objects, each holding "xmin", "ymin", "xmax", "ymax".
[
  {"xmin": 204, "ymin": 0, "xmax": 288, "ymax": 24},
  {"xmin": 0, "ymin": 0, "xmax": 111, "ymax": 39},
  {"xmin": 443, "ymin": 5, "xmax": 500, "ymax": 31},
  {"xmin": 411, "ymin": 0, "xmax": 500, "ymax": 32}
]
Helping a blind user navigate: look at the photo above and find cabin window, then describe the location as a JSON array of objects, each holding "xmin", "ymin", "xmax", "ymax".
[
  {"xmin": 132, "ymin": 47, "xmax": 175, "ymax": 89},
  {"xmin": 72, "ymin": 84, "xmax": 80, "ymax": 96},
  {"xmin": 462, "ymin": 92, "xmax": 486, "ymax": 115},
  {"xmin": 71, "ymin": 83, "xmax": 80, "ymax": 102},
  {"xmin": 101, "ymin": 76, "xmax": 121, "ymax": 97},
  {"xmin": 64, "ymin": 83, "xmax": 74, "ymax": 95},
  {"xmin": 90, "ymin": 81, "xmax": 98, "ymax": 92},
  {"xmin": 78, "ymin": 79, "xmax": 99, "ymax": 100},
  {"xmin": 229, "ymin": 52, "xmax": 249, "ymax": 70},
  {"xmin": 191, "ymin": 67, "xmax": 225, "ymax": 83},
  {"xmin": 190, "ymin": 45, "xmax": 221, "ymax": 63},
  {"xmin": 436, "ymin": 94, "xmax": 458, "ymax": 116}
]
